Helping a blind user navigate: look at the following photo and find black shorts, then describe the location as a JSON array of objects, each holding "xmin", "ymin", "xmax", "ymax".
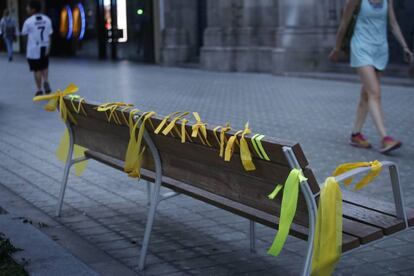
[{"xmin": 27, "ymin": 47, "xmax": 49, "ymax": 72}]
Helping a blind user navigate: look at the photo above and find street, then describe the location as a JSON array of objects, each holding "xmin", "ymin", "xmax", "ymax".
[{"xmin": 0, "ymin": 54, "xmax": 414, "ymax": 275}]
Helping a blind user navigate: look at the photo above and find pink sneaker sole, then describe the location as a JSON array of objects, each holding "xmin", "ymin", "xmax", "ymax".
[
  {"xmin": 349, "ymin": 141, "xmax": 372, "ymax": 149},
  {"xmin": 380, "ymin": 141, "xmax": 402, "ymax": 154}
]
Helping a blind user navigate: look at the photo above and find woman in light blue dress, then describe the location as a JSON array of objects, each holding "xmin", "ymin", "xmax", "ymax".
[{"xmin": 329, "ymin": 0, "xmax": 413, "ymax": 154}]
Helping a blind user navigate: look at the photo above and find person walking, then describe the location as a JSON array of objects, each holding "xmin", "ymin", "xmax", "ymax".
[
  {"xmin": 21, "ymin": 0, "xmax": 53, "ymax": 96},
  {"xmin": 0, "ymin": 9, "xmax": 18, "ymax": 62},
  {"xmin": 329, "ymin": 0, "xmax": 413, "ymax": 154}
]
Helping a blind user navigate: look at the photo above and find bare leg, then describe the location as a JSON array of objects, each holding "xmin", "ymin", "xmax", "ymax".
[
  {"xmin": 356, "ymin": 66, "xmax": 387, "ymax": 138},
  {"xmin": 352, "ymin": 86, "xmax": 369, "ymax": 133},
  {"xmin": 34, "ymin": 71, "xmax": 42, "ymax": 91},
  {"xmin": 41, "ymin": 68, "xmax": 49, "ymax": 83}
]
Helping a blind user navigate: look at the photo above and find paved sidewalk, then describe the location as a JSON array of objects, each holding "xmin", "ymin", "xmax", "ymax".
[{"xmin": 0, "ymin": 54, "xmax": 413, "ymax": 275}]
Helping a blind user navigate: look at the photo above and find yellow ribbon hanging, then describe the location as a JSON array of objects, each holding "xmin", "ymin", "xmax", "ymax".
[
  {"xmin": 124, "ymin": 111, "xmax": 156, "ymax": 178},
  {"xmin": 33, "ymin": 83, "xmax": 78, "ymax": 124},
  {"xmin": 56, "ymin": 128, "xmax": 88, "ymax": 176},
  {"xmin": 239, "ymin": 122, "xmax": 256, "ymax": 171},
  {"xmin": 213, "ymin": 124, "xmax": 231, "ymax": 158},
  {"xmin": 191, "ymin": 112, "xmax": 212, "ymax": 147},
  {"xmin": 33, "ymin": 84, "xmax": 89, "ymax": 176},
  {"xmin": 224, "ymin": 130, "xmax": 242, "ymax": 162},
  {"xmin": 311, "ymin": 177, "xmax": 342, "ymax": 276},
  {"xmin": 97, "ymin": 102, "xmax": 134, "ymax": 125},
  {"xmin": 311, "ymin": 160, "xmax": 383, "ymax": 275},
  {"xmin": 332, "ymin": 160, "xmax": 382, "ymax": 191},
  {"xmin": 267, "ymin": 169, "xmax": 307, "ymax": 256},
  {"xmin": 251, "ymin": 134, "xmax": 271, "ymax": 161},
  {"xmin": 180, "ymin": 119, "xmax": 193, "ymax": 144}
]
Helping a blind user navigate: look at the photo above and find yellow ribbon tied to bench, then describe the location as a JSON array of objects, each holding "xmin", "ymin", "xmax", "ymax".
[
  {"xmin": 124, "ymin": 111, "xmax": 157, "ymax": 178},
  {"xmin": 267, "ymin": 168, "xmax": 307, "ymax": 256},
  {"xmin": 191, "ymin": 112, "xmax": 212, "ymax": 147},
  {"xmin": 223, "ymin": 123, "xmax": 256, "ymax": 171},
  {"xmin": 33, "ymin": 84, "xmax": 88, "ymax": 176},
  {"xmin": 311, "ymin": 160, "xmax": 383, "ymax": 276}
]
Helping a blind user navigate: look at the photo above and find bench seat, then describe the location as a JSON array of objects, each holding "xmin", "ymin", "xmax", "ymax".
[{"xmin": 85, "ymin": 150, "xmax": 413, "ymax": 252}]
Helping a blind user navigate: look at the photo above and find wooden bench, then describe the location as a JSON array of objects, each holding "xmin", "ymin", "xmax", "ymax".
[{"xmin": 56, "ymin": 98, "xmax": 414, "ymax": 276}]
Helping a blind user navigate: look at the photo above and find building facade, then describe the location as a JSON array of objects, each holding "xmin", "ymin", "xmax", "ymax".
[
  {"xmin": 163, "ymin": 0, "xmax": 414, "ymax": 74},
  {"xmin": 2, "ymin": 0, "xmax": 413, "ymax": 75}
]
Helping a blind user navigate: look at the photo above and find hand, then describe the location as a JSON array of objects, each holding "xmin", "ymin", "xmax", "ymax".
[
  {"xmin": 329, "ymin": 48, "xmax": 340, "ymax": 63},
  {"xmin": 403, "ymin": 48, "xmax": 413, "ymax": 64}
]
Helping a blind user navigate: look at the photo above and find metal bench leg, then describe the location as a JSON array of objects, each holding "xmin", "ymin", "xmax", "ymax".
[
  {"xmin": 138, "ymin": 131, "xmax": 163, "ymax": 271},
  {"xmin": 146, "ymin": 180, "xmax": 152, "ymax": 206},
  {"xmin": 138, "ymin": 180, "xmax": 161, "ymax": 270},
  {"xmin": 56, "ymin": 126, "xmax": 75, "ymax": 217},
  {"xmin": 249, "ymin": 220, "xmax": 256, "ymax": 253}
]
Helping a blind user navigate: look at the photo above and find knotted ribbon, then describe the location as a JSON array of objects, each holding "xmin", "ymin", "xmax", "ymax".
[
  {"xmin": 33, "ymin": 84, "xmax": 88, "ymax": 176},
  {"xmin": 332, "ymin": 160, "xmax": 382, "ymax": 191},
  {"xmin": 311, "ymin": 160, "xmax": 383, "ymax": 276},
  {"xmin": 33, "ymin": 83, "xmax": 79, "ymax": 124},
  {"xmin": 267, "ymin": 169, "xmax": 307, "ymax": 256},
  {"xmin": 97, "ymin": 102, "xmax": 134, "ymax": 125},
  {"xmin": 213, "ymin": 123, "xmax": 231, "ymax": 158},
  {"xmin": 239, "ymin": 123, "xmax": 255, "ymax": 171},
  {"xmin": 191, "ymin": 112, "xmax": 212, "ymax": 146},
  {"xmin": 124, "ymin": 111, "xmax": 156, "ymax": 178}
]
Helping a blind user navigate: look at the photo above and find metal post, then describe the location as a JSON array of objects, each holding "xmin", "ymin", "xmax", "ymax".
[
  {"xmin": 146, "ymin": 180, "xmax": 152, "ymax": 206},
  {"xmin": 56, "ymin": 125, "xmax": 75, "ymax": 217},
  {"xmin": 388, "ymin": 164, "xmax": 408, "ymax": 227},
  {"xmin": 249, "ymin": 220, "xmax": 256, "ymax": 253},
  {"xmin": 138, "ymin": 130, "xmax": 163, "ymax": 271},
  {"xmin": 283, "ymin": 147, "xmax": 317, "ymax": 276}
]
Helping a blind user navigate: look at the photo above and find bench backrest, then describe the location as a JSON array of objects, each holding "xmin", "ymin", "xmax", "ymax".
[{"xmin": 65, "ymin": 98, "xmax": 320, "ymax": 228}]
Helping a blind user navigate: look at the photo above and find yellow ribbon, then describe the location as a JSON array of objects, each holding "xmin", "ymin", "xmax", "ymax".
[
  {"xmin": 180, "ymin": 119, "xmax": 193, "ymax": 144},
  {"xmin": 213, "ymin": 124, "xmax": 231, "ymax": 158},
  {"xmin": 311, "ymin": 160, "xmax": 383, "ymax": 275},
  {"xmin": 33, "ymin": 83, "xmax": 78, "ymax": 124},
  {"xmin": 56, "ymin": 128, "xmax": 88, "ymax": 176},
  {"xmin": 268, "ymin": 169, "xmax": 307, "ymax": 256},
  {"xmin": 124, "ymin": 111, "xmax": 156, "ymax": 178},
  {"xmin": 332, "ymin": 160, "xmax": 382, "ymax": 191},
  {"xmin": 311, "ymin": 177, "xmax": 342, "ymax": 276},
  {"xmin": 68, "ymin": 95, "xmax": 87, "ymax": 116},
  {"xmin": 33, "ymin": 84, "xmax": 89, "ymax": 176},
  {"xmin": 162, "ymin": 112, "xmax": 189, "ymax": 138},
  {"xmin": 154, "ymin": 111, "xmax": 182, "ymax": 135},
  {"xmin": 251, "ymin": 134, "xmax": 271, "ymax": 161},
  {"xmin": 97, "ymin": 102, "xmax": 134, "ymax": 125},
  {"xmin": 224, "ymin": 130, "xmax": 242, "ymax": 162},
  {"xmin": 239, "ymin": 122, "xmax": 256, "ymax": 171},
  {"xmin": 191, "ymin": 112, "xmax": 212, "ymax": 147}
]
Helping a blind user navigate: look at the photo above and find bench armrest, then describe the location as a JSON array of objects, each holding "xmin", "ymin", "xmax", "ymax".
[{"xmin": 333, "ymin": 160, "xmax": 408, "ymax": 227}]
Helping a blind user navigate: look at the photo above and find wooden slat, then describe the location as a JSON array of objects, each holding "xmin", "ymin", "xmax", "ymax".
[
  {"xmin": 65, "ymin": 99, "xmax": 310, "ymax": 169},
  {"xmin": 84, "ymin": 150, "xmax": 360, "ymax": 252},
  {"xmin": 343, "ymin": 190, "xmax": 414, "ymax": 226},
  {"xmin": 342, "ymin": 202, "xmax": 405, "ymax": 235},
  {"xmin": 342, "ymin": 218, "xmax": 383, "ymax": 244},
  {"xmin": 67, "ymin": 101, "xmax": 320, "ymax": 194}
]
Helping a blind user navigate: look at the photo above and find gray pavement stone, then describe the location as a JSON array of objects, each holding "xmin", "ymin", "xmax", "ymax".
[
  {"xmin": 0, "ymin": 214, "xmax": 99, "ymax": 276},
  {"xmin": 0, "ymin": 55, "xmax": 413, "ymax": 275}
]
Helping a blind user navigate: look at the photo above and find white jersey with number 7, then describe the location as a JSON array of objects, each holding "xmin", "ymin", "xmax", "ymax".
[{"xmin": 22, "ymin": 13, "xmax": 53, "ymax": 59}]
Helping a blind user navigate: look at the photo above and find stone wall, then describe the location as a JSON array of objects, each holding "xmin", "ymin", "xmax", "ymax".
[
  {"xmin": 161, "ymin": 0, "xmax": 198, "ymax": 65},
  {"xmin": 161, "ymin": 0, "xmax": 413, "ymax": 74}
]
